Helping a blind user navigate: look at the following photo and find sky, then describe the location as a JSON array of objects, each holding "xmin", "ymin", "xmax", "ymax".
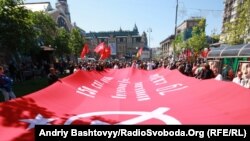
[{"xmin": 25, "ymin": 0, "xmax": 224, "ymax": 48}]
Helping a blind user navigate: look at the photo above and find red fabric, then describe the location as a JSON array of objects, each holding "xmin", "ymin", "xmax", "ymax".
[
  {"xmin": 187, "ymin": 49, "xmax": 192, "ymax": 57},
  {"xmin": 136, "ymin": 47, "xmax": 143, "ymax": 58},
  {"xmin": 201, "ymin": 48, "xmax": 210, "ymax": 58},
  {"xmin": 94, "ymin": 42, "xmax": 105, "ymax": 54},
  {"xmin": 80, "ymin": 44, "xmax": 89, "ymax": 58},
  {"xmin": 0, "ymin": 68, "xmax": 250, "ymax": 140},
  {"xmin": 99, "ymin": 45, "xmax": 111, "ymax": 60}
]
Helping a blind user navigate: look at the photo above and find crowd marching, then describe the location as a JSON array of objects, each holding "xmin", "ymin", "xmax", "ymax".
[{"xmin": 0, "ymin": 57, "xmax": 249, "ymax": 102}]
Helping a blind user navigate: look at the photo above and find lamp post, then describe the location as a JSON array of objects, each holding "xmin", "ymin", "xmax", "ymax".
[
  {"xmin": 174, "ymin": 0, "xmax": 178, "ymax": 37},
  {"xmin": 147, "ymin": 28, "xmax": 152, "ymax": 48},
  {"xmin": 173, "ymin": 0, "xmax": 179, "ymax": 61}
]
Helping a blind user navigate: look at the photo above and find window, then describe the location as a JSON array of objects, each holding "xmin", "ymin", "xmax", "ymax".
[
  {"xmin": 57, "ymin": 17, "xmax": 69, "ymax": 31},
  {"xmin": 120, "ymin": 38, "xmax": 123, "ymax": 42},
  {"xmin": 117, "ymin": 38, "xmax": 120, "ymax": 43},
  {"xmin": 133, "ymin": 38, "xmax": 136, "ymax": 42},
  {"xmin": 136, "ymin": 37, "xmax": 141, "ymax": 42}
]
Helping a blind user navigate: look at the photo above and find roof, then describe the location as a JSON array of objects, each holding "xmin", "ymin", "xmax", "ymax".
[
  {"xmin": 209, "ymin": 42, "xmax": 222, "ymax": 47},
  {"xmin": 86, "ymin": 30, "xmax": 139, "ymax": 38},
  {"xmin": 177, "ymin": 17, "xmax": 204, "ymax": 29},
  {"xmin": 160, "ymin": 35, "xmax": 175, "ymax": 44},
  {"xmin": 22, "ymin": 2, "xmax": 53, "ymax": 12},
  {"xmin": 207, "ymin": 44, "xmax": 250, "ymax": 58}
]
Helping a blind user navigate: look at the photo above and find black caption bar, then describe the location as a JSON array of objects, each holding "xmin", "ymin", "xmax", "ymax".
[{"xmin": 35, "ymin": 125, "xmax": 250, "ymax": 141}]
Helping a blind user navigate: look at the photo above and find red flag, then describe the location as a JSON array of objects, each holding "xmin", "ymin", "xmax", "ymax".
[
  {"xmin": 136, "ymin": 47, "xmax": 143, "ymax": 58},
  {"xmin": 187, "ymin": 49, "xmax": 192, "ymax": 57},
  {"xmin": 94, "ymin": 42, "xmax": 105, "ymax": 54},
  {"xmin": 201, "ymin": 48, "xmax": 209, "ymax": 58},
  {"xmin": 185, "ymin": 49, "xmax": 192, "ymax": 62},
  {"xmin": 80, "ymin": 44, "xmax": 89, "ymax": 58},
  {"xmin": 99, "ymin": 45, "xmax": 111, "ymax": 60},
  {"xmin": 1, "ymin": 68, "xmax": 250, "ymax": 140}
]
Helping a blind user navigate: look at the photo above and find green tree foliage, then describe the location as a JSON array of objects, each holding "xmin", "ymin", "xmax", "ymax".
[
  {"xmin": 0, "ymin": 0, "xmax": 36, "ymax": 55},
  {"xmin": 188, "ymin": 18, "xmax": 207, "ymax": 56},
  {"xmin": 211, "ymin": 34, "xmax": 220, "ymax": 43},
  {"xmin": 172, "ymin": 33, "xmax": 184, "ymax": 56},
  {"xmin": 68, "ymin": 28, "xmax": 84, "ymax": 57},
  {"xmin": 54, "ymin": 27, "xmax": 70, "ymax": 57},
  {"xmin": 225, "ymin": 0, "xmax": 250, "ymax": 45},
  {"xmin": 31, "ymin": 11, "xmax": 57, "ymax": 46}
]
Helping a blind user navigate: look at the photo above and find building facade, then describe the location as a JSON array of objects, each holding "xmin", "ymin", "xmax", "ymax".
[
  {"xmin": 160, "ymin": 35, "xmax": 175, "ymax": 59},
  {"xmin": 151, "ymin": 47, "xmax": 162, "ymax": 60},
  {"xmin": 176, "ymin": 17, "xmax": 204, "ymax": 41},
  {"xmin": 22, "ymin": 1, "xmax": 149, "ymax": 60},
  {"xmin": 160, "ymin": 17, "xmax": 203, "ymax": 59},
  {"xmin": 23, "ymin": 0, "xmax": 72, "ymax": 32},
  {"xmin": 85, "ymin": 25, "xmax": 149, "ymax": 59},
  {"xmin": 220, "ymin": 0, "xmax": 250, "ymax": 43}
]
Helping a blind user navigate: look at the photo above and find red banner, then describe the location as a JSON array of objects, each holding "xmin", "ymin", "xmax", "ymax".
[{"xmin": 0, "ymin": 68, "xmax": 250, "ymax": 140}]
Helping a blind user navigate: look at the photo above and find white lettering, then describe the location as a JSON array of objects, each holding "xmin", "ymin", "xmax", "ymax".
[
  {"xmin": 156, "ymin": 84, "xmax": 188, "ymax": 95},
  {"xmin": 149, "ymin": 74, "xmax": 167, "ymax": 86},
  {"xmin": 39, "ymin": 129, "xmax": 68, "ymax": 138},
  {"xmin": 76, "ymin": 86, "xmax": 97, "ymax": 98},
  {"xmin": 101, "ymin": 77, "xmax": 113, "ymax": 83},
  {"xmin": 71, "ymin": 129, "xmax": 77, "ymax": 136},
  {"xmin": 91, "ymin": 80, "xmax": 104, "ymax": 89},
  {"xmin": 134, "ymin": 82, "xmax": 150, "ymax": 101},
  {"xmin": 111, "ymin": 79, "xmax": 130, "ymax": 99},
  {"xmin": 39, "ymin": 129, "xmax": 46, "ymax": 136}
]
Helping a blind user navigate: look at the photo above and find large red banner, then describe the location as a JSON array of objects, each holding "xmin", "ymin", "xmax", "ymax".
[{"xmin": 0, "ymin": 68, "xmax": 250, "ymax": 140}]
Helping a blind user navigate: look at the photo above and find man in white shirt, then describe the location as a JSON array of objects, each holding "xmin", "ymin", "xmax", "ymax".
[
  {"xmin": 232, "ymin": 71, "xmax": 243, "ymax": 86},
  {"xmin": 212, "ymin": 68, "xmax": 222, "ymax": 81}
]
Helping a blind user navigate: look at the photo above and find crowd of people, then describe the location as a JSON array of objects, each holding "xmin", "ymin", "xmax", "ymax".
[{"xmin": 0, "ymin": 58, "xmax": 249, "ymax": 102}]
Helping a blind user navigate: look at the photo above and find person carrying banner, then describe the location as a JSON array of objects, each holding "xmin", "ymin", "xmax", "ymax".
[
  {"xmin": 0, "ymin": 66, "xmax": 16, "ymax": 102},
  {"xmin": 47, "ymin": 67, "xmax": 59, "ymax": 85}
]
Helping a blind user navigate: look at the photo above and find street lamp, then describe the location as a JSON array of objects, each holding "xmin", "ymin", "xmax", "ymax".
[
  {"xmin": 174, "ymin": 0, "xmax": 178, "ymax": 37},
  {"xmin": 173, "ymin": 0, "xmax": 179, "ymax": 61},
  {"xmin": 147, "ymin": 28, "xmax": 152, "ymax": 48}
]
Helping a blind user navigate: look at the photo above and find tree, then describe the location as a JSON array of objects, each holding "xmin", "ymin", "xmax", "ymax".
[
  {"xmin": 172, "ymin": 33, "xmax": 184, "ymax": 56},
  {"xmin": 188, "ymin": 18, "xmax": 207, "ymax": 58},
  {"xmin": 211, "ymin": 34, "xmax": 220, "ymax": 44},
  {"xmin": 31, "ymin": 11, "xmax": 57, "ymax": 46},
  {"xmin": 224, "ymin": 0, "xmax": 250, "ymax": 45},
  {"xmin": 54, "ymin": 27, "xmax": 70, "ymax": 58},
  {"xmin": 68, "ymin": 28, "xmax": 85, "ymax": 60},
  {"xmin": 0, "ymin": 0, "xmax": 37, "ymax": 58}
]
